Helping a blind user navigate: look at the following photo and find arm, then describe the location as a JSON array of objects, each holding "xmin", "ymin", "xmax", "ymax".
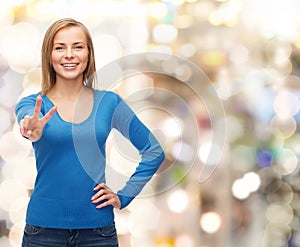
[
  {"xmin": 115, "ymin": 113, "xmax": 165, "ymax": 209},
  {"xmin": 91, "ymin": 93, "xmax": 165, "ymax": 209}
]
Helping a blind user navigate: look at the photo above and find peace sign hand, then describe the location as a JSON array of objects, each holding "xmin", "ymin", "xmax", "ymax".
[{"xmin": 19, "ymin": 95, "xmax": 57, "ymax": 142}]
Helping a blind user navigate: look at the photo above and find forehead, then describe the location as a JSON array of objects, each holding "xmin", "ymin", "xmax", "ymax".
[{"xmin": 53, "ymin": 26, "xmax": 87, "ymax": 43}]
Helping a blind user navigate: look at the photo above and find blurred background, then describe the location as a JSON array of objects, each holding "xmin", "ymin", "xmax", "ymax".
[{"xmin": 0, "ymin": 0, "xmax": 300, "ymax": 246}]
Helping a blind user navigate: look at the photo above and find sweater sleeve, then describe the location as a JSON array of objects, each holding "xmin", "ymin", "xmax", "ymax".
[
  {"xmin": 15, "ymin": 94, "xmax": 43, "ymax": 123},
  {"xmin": 111, "ymin": 94, "xmax": 165, "ymax": 209}
]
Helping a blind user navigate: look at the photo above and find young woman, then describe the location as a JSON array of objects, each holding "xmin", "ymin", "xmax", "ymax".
[{"xmin": 15, "ymin": 18, "xmax": 165, "ymax": 247}]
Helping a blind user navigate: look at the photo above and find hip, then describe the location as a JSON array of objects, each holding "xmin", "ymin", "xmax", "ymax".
[{"xmin": 22, "ymin": 223, "xmax": 119, "ymax": 247}]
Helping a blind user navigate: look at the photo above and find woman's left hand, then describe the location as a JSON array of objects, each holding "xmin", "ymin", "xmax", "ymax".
[{"xmin": 91, "ymin": 183, "xmax": 121, "ymax": 209}]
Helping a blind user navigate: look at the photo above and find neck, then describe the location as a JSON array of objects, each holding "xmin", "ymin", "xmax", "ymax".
[{"xmin": 48, "ymin": 78, "xmax": 84, "ymax": 99}]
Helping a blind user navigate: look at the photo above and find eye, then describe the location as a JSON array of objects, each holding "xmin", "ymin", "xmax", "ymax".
[
  {"xmin": 54, "ymin": 46, "xmax": 64, "ymax": 51},
  {"xmin": 74, "ymin": 45, "xmax": 84, "ymax": 50}
]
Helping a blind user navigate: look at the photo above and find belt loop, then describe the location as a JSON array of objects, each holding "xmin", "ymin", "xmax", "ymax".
[{"xmin": 69, "ymin": 229, "xmax": 79, "ymax": 247}]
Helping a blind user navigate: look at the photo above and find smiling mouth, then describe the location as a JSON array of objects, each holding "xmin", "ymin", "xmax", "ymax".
[{"xmin": 62, "ymin": 63, "xmax": 79, "ymax": 68}]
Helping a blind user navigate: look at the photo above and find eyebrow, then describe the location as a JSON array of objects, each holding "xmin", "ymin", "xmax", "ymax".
[{"xmin": 53, "ymin": 41, "xmax": 86, "ymax": 45}]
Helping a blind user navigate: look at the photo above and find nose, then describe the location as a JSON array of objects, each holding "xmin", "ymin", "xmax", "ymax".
[{"xmin": 65, "ymin": 47, "xmax": 74, "ymax": 58}]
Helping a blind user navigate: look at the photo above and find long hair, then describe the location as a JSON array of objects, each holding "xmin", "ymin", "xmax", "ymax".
[{"xmin": 41, "ymin": 18, "xmax": 96, "ymax": 95}]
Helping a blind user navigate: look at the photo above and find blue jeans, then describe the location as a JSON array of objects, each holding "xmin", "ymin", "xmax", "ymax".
[{"xmin": 22, "ymin": 223, "xmax": 119, "ymax": 247}]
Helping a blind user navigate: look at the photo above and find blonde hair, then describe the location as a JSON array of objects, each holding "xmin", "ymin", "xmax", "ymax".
[{"xmin": 41, "ymin": 18, "xmax": 96, "ymax": 95}]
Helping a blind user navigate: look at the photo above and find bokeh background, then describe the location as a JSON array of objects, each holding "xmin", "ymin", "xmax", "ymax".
[{"xmin": 0, "ymin": 0, "xmax": 300, "ymax": 246}]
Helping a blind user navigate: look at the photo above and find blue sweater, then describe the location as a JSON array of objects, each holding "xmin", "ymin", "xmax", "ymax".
[{"xmin": 15, "ymin": 90, "xmax": 165, "ymax": 229}]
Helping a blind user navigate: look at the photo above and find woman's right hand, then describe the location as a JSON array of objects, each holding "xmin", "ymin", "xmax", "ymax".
[{"xmin": 19, "ymin": 95, "xmax": 57, "ymax": 142}]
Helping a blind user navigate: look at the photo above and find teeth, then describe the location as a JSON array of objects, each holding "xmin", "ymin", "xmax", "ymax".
[{"xmin": 63, "ymin": 64, "xmax": 77, "ymax": 67}]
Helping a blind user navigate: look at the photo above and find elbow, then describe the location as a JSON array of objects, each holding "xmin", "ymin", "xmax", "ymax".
[
  {"xmin": 154, "ymin": 141, "xmax": 165, "ymax": 166},
  {"xmin": 143, "ymin": 144, "xmax": 165, "ymax": 170},
  {"xmin": 155, "ymin": 147, "xmax": 165, "ymax": 168},
  {"xmin": 160, "ymin": 149, "xmax": 165, "ymax": 164}
]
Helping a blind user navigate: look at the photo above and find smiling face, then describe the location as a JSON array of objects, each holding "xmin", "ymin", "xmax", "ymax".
[{"xmin": 51, "ymin": 26, "xmax": 89, "ymax": 84}]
